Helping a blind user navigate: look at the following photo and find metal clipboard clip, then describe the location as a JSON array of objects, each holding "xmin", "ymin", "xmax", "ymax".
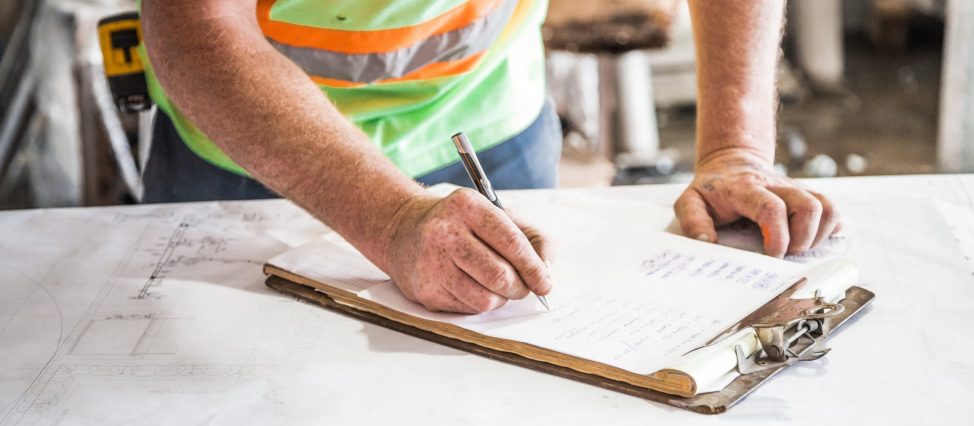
[
  {"xmin": 702, "ymin": 261, "xmax": 858, "ymax": 376},
  {"xmin": 733, "ymin": 288, "xmax": 845, "ymax": 374},
  {"xmin": 669, "ymin": 261, "xmax": 872, "ymax": 413}
]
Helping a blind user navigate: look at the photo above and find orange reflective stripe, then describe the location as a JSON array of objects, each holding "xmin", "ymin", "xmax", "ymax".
[
  {"xmin": 307, "ymin": 76, "xmax": 362, "ymax": 88},
  {"xmin": 257, "ymin": 0, "xmax": 505, "ymax": 54},
  {"xmin": 308, "ymin": 52, "xmax": 487, "ymax": 88},
  {"xmin": 384, "ymin": 52, "xmax": 487, "ymax": 83}
]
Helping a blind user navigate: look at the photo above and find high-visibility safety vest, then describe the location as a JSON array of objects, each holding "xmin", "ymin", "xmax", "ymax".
[{"xmin": 140, "ymin": 0, "xmax": 549, "ymax": 178}]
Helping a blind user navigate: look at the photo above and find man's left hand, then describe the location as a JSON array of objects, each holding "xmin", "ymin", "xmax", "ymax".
[{"xmin": 674, "ymin": 148, "xmax": 842, "ymax": 257}]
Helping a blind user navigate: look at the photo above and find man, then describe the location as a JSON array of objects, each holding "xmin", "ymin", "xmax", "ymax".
[{"xmin": 141, "ymin": 0, "xmax": 841, "ymax": 314}]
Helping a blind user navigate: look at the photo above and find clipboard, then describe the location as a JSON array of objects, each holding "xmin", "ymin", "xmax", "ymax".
[{"xmin": 265, "ymin": 272, "xmax": 874, "ymax": 415}]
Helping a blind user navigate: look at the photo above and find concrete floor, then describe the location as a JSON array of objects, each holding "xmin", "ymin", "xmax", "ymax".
[
  {"xmin": 781, "ymin": 29, "xmax": 943, "ymax": 176},
  {"xmin": 558, "ymin": 25, "xmax": 947, "ymax": 188}
]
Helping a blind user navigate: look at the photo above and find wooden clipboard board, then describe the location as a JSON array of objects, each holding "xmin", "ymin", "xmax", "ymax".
[{"xmin": 266, "ymin": 275, "xmax": 874, "ymax": 414}]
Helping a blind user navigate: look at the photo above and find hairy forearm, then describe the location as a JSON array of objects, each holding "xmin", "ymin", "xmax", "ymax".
[
  {"xmin": 142, "ymin": 0, "xmax": 424, "ymax": 269},
  {"xmin": 688, "ymin": 0, "xmax": 785, "ymax": 164}
]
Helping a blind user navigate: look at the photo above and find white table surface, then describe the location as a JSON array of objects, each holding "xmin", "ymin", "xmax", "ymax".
[{"xmin": 2, "ymin": 175, "xmax": 973, "ymax": 425}]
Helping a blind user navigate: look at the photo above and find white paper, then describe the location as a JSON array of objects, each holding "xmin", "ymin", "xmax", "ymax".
[
  {"xmin": 269, "ymin": 193, "xmax": 808, "ymax": 374},
  {"xmin": 5, "ymin": 175, "xmax": 974, "ymax": 425},
  {"xmin": 715, "ymin": 219, "xmax": 853, "ymax": 264}
]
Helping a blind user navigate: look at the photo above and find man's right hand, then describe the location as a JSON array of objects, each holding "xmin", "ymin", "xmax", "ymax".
[
  {"xmin": 143, "ymin": 0, "xmax": 550, "ymax": 314},
  {"xmin": 381, "ymin": 189, "xmax": 553, "ymax": 314}
]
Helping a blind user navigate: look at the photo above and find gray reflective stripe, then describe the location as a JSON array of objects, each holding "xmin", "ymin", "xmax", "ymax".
[{"xmin": 266, "ymin": 0, "xmax": 517, "ymax": 84}]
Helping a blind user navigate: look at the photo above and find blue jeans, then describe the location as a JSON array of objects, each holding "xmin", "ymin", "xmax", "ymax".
[
  {"xmin": 416, "ymin": 101, "xmax": 562, "ymax": 190},
  {"xmin": 143, "ymin": 102, "xmax": 561, "ymax": 203}
]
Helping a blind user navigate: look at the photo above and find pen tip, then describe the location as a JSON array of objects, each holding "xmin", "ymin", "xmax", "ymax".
[{"xmin": 539, "ymin": 295, "xmax": 550, "ymax": 312}]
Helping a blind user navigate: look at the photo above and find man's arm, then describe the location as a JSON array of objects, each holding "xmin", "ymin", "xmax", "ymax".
[
  {"xmin": 141, "ymin": 0, "xmax": 552, "ymax": 312},
  {"xmin": 676, "ymin": 0, "xmax": 842, "ymax": 257}
]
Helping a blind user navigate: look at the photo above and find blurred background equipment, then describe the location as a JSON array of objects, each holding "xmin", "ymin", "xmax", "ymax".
[
  {"xmin": 545, "ymin": 0, "xmax": 680, "ymax": 186},
  {"xmin": 939, "ymin": 0, "xmax": 974, "ymax": 172},
  {"xmin": 0, "ymin": 0, "xmax": 143, "ymax": 210},
  {"xmin": 0, "ymin": 0, "xmax": 42, "ymax": 207},
  {"xmin": 97, "ymin": 11, "xmax": 150, "ymax": 113},
  {"xmin": 0, "ymin": 0, "xmax": 971, "ymax": 209}
]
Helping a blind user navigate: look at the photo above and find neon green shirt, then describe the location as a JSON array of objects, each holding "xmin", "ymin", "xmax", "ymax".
[{"xmin": 140, "ymin": 0, "xmax": 548, "ymax": 177}]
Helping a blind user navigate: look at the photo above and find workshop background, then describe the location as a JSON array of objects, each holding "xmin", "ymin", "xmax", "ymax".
[{"xmin": 0, "ymin": 0, "xmax": 970, "ymax": 210}]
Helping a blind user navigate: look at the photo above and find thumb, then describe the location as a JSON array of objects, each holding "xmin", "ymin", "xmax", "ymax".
[{"xmin": 674, "ymin": 188, "xmax": 718, "ymax": 244}]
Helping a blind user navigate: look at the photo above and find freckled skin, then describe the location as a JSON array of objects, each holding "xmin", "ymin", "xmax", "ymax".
[
  {"xmin": 676, "ymin": 146, "xmax": 841, "ymax": 258},
  {"xmin": 385, "ymin": 189, "xmax": 552, "ymax": 313},
  {"xmin": 674, "ymin": 1, "xmax": 842, "ymax": 258},
  {"xmin": 143, "ymin": 0, "xmax": 837, "ymax": 313},
  {"xmin": 142, "ymin": 0, "xmax": 551, "ymax": 315}
]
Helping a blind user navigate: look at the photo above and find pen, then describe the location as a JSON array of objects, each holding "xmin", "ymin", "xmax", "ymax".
[{"xmin": 451, "ymin": 132, "xmax": 551, "ymax": 311}]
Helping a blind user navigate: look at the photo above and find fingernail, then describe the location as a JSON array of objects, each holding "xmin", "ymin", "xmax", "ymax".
[{"xmin": 696, "ymin": 234, "xmax": 711, "ymax": 243}]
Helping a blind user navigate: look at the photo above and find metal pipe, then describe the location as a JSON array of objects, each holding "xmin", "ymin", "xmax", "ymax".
[
  {"xmin": 89, "ymin": 63, "xmax": 144, "ymax": 201},
  {"xmin": 615, "ymin": 50, "xmax": 660, "ymax": 159},
  {"xmin": 0, "ymin": 73, "xmax": 36, "ymax": 176}
]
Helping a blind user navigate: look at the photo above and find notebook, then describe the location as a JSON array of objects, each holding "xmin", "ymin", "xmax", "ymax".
[{"xmin": 264, "ymin": 189, "xmax": 862, "ymax": 398}]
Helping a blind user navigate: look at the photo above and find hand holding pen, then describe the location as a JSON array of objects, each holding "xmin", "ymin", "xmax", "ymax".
[
  {"xmin": 452, "ymin": 133, "xmax": 551, "ymax": 311},
  {"xmin": 377, "ymin": 135, "xmax": 553, "ymax": 314}
]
